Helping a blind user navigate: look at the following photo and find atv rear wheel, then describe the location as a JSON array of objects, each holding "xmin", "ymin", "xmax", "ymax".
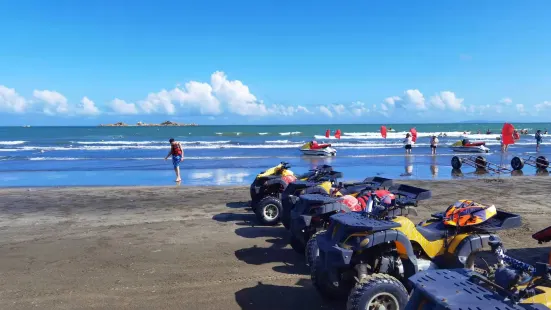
[
  {"xmin": 255, "ymin": 196, "xmax": 282, "ymax": 226},
  {"xmin": 536, "ymin": 156, "xmax": 549, "ymax": 169},
  {"xmin": 346, "ymin": 274, "xmax": 408, "ymax": 310},
  {"xmin": 511, "ymin": 156, "xmax": 524, "ymax": 170},
  {"xmin": 305, "ymin": 230, "xmax": 325, "ymax": 268},
  {"xmin": 451, "ymin": 156, "xmax": 462, "ymax": 170},
  {"xmin": 311, "ymin": 256, "xmax": 350, "ymax": 299}
]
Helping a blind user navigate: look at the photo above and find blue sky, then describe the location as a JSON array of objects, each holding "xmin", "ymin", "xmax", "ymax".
[{"xmin": 1, "ymin": 0, "xmax": 551, "ymax": 125}]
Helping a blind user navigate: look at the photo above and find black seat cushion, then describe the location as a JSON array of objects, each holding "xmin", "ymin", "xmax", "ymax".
[{"xmin": 416, "ymin": 221, "xmax": 450, "ymax": 242}]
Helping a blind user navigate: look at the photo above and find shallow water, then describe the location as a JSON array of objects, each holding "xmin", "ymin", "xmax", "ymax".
[{"xmin": 0, "ymin": 124, "xmax": 550, "ymax": 186}]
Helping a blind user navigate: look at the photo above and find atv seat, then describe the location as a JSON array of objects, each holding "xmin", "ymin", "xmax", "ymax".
[{"xmin": 416, "ymin": 221, "xmax": 450, "ymax": 242}]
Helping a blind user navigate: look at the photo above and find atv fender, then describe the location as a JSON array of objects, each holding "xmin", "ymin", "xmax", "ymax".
[
  {"xmin": 452, "ymin": 233, "xmax": 500, "ymax": 267},
  {"xmin": 261, "ymin": 179, "xmax": 288, "ymax": 194},
  {"xmin": 358, "ymin": 229, "xmax": 419, "ymax": 279}
]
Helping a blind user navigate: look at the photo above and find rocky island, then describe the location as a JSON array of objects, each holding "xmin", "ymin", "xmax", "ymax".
[{"xmin": 100, "ymin": 121, "xmax": 198, "ymax": 127}]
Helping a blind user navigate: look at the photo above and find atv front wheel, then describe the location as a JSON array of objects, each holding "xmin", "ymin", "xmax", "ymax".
[
  {"xmin": 255, "ymin": 196, "xmax": 282, "ymax": 226},
  {"xmin": 305, "ymin": 230, "xmax": 325, "ymax": 268},
  {"xmin": 311, "ymin": 257, "xmax": 350, "ymax": 299},
  {"xmin": 346, "ymin": 274, "xmax": 408, "ymax": 310}
]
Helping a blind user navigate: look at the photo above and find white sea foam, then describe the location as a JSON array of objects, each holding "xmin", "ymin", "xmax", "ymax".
[
  {"xmin": 258, "ymin": 132, "xmax": 268, "ymax": 135},
  {"xmin": 0, "ymin": 141, "xmax": 26, "ymax": 145},
  {"xmin": 279, "ymin": 131, "xmax": 301, "ymax": 136}
]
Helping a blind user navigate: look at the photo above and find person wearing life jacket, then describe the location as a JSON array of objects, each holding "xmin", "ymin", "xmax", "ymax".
[{"xmin": 165, "ymin": 138, "xmax": 184, "ymax": 182}]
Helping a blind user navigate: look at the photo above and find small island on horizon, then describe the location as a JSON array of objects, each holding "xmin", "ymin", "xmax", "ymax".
[{"xmin": 99, "ymin": 121, "xmax": 198, "ymax": 127}]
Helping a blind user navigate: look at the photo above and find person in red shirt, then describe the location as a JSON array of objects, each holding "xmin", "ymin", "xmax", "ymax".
[{"xmin": 165, "ymin": 138, "xmax": 184, "ymax": 182}]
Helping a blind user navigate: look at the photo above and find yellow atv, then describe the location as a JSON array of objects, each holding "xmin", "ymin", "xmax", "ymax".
[
  {"xmin": 249, "ymin": 162, "xmax": 335, "ymax": 225},
  {"xmin": 311, "ymin": 200, "xmax": 522, "ymax": 310}
]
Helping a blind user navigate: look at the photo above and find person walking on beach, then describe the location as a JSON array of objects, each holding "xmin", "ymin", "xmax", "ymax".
[
  {"xmin": 165, "ymin": 138, "xmax": 183, "ymax": 182},
  {"xmin": 536, "ymin": 130, "xmax": 543, "ymax": 152},
  {"xmin": 404, "ymin": 133, "xmax": 413, "ymax": 154},
  {"xmin": 430, "ymin": 135, "xmax": 439, "ymax": 155}
]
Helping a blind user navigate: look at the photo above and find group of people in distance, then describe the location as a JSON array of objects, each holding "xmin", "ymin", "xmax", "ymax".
[{"xmin": 403, "ymin": 129, "xmax": 546, "ymax": 155}]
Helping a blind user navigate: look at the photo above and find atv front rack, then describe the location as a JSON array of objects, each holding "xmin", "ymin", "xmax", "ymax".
[
  {"xmin": 431, "ymin": 210, "xmax": 522, "ymax": 232},
  {"xmin": 407, "ymin": 269, "xmax": 549, "ymax": 310},
  {"xmin": 388, "ymin": 184, "xmax": 432, "ymax": 204}
]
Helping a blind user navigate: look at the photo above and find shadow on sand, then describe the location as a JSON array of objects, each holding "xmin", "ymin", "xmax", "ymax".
[
  {"xmin": 226, "ymin": 201, "xmax": 251, "ymax": 209},
  {"xmin": 234, "ymin": 279, "xmax": 344, "ymax": 310}
]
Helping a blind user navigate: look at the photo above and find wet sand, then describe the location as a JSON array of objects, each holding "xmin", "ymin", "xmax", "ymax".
[{"xmin": 0, "ymin": 178, "xmax": 550, "ymax": 310}]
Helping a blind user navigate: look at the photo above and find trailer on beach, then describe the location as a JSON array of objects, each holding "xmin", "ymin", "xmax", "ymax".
[
  {"xmin": 510, "ymin": 155, "xmax": 549, "ymax": 171},
  {"xmin": 451, "ymin": 155, "xmax": 512, "ymax": 174}
]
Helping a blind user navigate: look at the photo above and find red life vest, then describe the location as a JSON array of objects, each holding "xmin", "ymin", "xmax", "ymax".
[{"xmin": 171, "ymin": 143, "xmax": 182, "ymax": 156}]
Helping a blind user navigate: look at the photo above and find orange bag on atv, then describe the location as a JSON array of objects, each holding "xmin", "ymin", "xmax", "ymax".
[{"xmin": 443, "ymin": 200, "xmax": 497, "ymax": 227}]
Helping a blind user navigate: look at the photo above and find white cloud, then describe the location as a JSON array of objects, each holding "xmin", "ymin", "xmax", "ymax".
[
  {"xmin": 0, "ymin": 85, "xmax": 27, "ymax": 113},
  {"xmin": 516, "ymin": 104, "xmax": 526, "ymax": 115},
  {"xmin": 78, "ymin": 97, "xmax": 100, "ymax": 115},
  {"xmin": 403, "ymin": 89, "xmax": 426, "ymax": 110},
  {"xmin": 109, "ymin": 98, "xmax": 138, "ymax": 115},
  {"xmin": 429, "ymin": 91, "xmax": 465, "ymax": 111},
  {"xmin": 319, "ymin": 106, "xmax": 333, "ymax": 118},
  {"xmin": 384, "ymin": 96, "xmax": 401, "ymax": 106},
  {"xmin": 138, "ymin": 89, "xmax": 176, "ymax": 115},
  {"xmin": 211, "ymin": 71, "xmax": 269, "ymax": 116},
  {"xmin": 499, "ymin": 97, "xmax": 513, "ymax": 105},
  {"xmin": 33, "ymin": 90, "xmax": 69, "ymax": 115},
  {"xmin": 332, "ymin": 104, "xmax": 346, "ymax": 115},
  {"xmin": 296, "ymin": 105, "xmax": 312, "ymax": 114},
  {"xmin": 349, "ymin": 101, "xmax": 369, "ymax": 116},
  {"xmin": 381, "ymin": 103, "xmax": 389, "ymax": 111},
  {"xmin": 535, "ymin": 101, "xmax": 551, "ymax": 112},
  {"xmin": 170, "ymin": 81, "xmax": 221, "ymax": 115}
]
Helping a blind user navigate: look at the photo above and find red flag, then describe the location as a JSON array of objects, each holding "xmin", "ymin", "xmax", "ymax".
[
  {"xmin": 335, "ymin": 129, "xmax": 342, "ymax": 139},
  {"xmin": 501, "ymin": 123, "xmax": 515, "ymax": 145},
  {"xmin": 325, "ymin": 129, "xmax": 330, "ymax": 138},
  {"xmin": 410, "ymin": 128, "xmax": 418, "ymax": 143},
  {"xmin": 380, "ymin": 126, "xmax": 387, "ymax": 139}
]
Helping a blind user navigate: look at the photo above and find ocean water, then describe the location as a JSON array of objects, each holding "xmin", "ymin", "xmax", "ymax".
[{"xmin": 0, "ymin": 123, "xmax": 550, "ymax": 187}]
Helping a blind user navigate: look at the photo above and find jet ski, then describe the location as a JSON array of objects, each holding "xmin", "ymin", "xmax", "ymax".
[
  {"xmin": 450, "ymin": 139, "xmax": 489, "ymax": 153},
  {"xmin": 300, "ymin": 141, "xmax": 336, "ymax": 156}
]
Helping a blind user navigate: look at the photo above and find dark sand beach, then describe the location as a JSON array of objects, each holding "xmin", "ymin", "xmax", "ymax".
[{"xmin": 0, "ymin": 178, "xmax": 550, "ymax": 309}]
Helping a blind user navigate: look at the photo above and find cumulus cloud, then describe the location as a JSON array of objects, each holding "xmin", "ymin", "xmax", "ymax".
[
  {"xmin": 349, "ymin": 101, "xmax": 369, "ymax": 116},
  {"xmin": 172, "ymin": 81, "xmax": 221, "ymax": 115},
  {"xmin": 516, "ymin": 104, "xmax": 526, "ymax": 115},
  {"xmin": 33, "ymin": 90, "xmax": 69, "ymax": 115},
  {"xmin": 109, "ymin": 98, "xmax": 138, "ymax": 115},
  {"xmin": 0, "ymin": 85, "xmax": 27, "ymax": 113},
  {"xmin": 429, "ymin": 91, "xmax": 465, "ymax": 111},
  {"xmin": 210, "ymin": 71, "xmax": 270, "ymax": 116},
  {"xmin": 138, "ymin": 89, "xmax": 176, "ymax": 115},
  {"xmin": 402, "ymin": 89, "xmax": 426, "ymax": 110},
  {"xmin": 384, "ymin": 96, "xmax": 401, "ymax": 107},
  {"xmin": 78, "ymin": 97, "xmax": 100, "ymax": 115},
  {"xmin": 319, "ymin": 106, "xmax": 333, "ymax": 118},
  {"xmin": 296, "ymin": 105, "xmax": 312, "ymax": 114},
  {"xmin": 535, "ymin": 101, "xmax": 551, "ymax": 112},
  {"xmin": 332, "ymin": 104, "xmax": 346, "ymax": 115}
]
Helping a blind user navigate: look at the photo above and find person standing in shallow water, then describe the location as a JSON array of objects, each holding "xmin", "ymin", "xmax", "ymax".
[
  {"xmin": 430, "ymin": 135, "xmax": 439, "ymax": 155},
  {"xmin": 165, "ymin": 138, "xmax": 184, "ymax": 182},
  {"xmin": 403, "ymin": 133, "xmax": 413, "ymax": 154}
]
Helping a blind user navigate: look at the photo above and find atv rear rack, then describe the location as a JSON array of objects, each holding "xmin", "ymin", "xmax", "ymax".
[
  {"xmin": 339, "ymin": 176, "xmax": 393, "ymax": 189},
  {"xmin": 388, "ymin": 184, "xmax": 432, "ymax": 202},
  {"xmin": 431, "ymin": 210, "xmax": 522, "ymax": 232},
  {"xmin": 407, "ymin": 269, "xmax": 548, "ymax": 310}
]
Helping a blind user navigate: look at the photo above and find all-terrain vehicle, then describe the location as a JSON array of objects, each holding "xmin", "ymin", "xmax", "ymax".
[
  {"xmin": 289, "ymin": 183, "xmax": 431, "ymax": 266},
  {"xmin": 281, "ymin": 176, "xmax": 393, "ymax": 230},
  {"xmin": 405, "ymin": 232, "xmax": 551, "ymax": 310},
  {"xmin": 533, "ymin": 225, "xmax": 551, "ymax": 265},
  {"xmin": 312, "ymin": 199, "xmax": 522, "ymax": 310},
  {"xmin": 249, "ymin": 162, "xmax": 336, "ymax": 225}
]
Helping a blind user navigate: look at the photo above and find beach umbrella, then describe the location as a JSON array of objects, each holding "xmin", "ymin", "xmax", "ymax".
[
  {"xmin": 501, "ymin": 123, "xmax": 515, "ymax": 145},
  {"xmin": 410, "ymin": 128, "xmax": 418, "ymax": 143},
  {"xmin": 335, "ymin": 129, "xmax": 342, "ymax": 139},
  {"xmin": 380, "ymin": 126, "xmax": 387, "ymax": 139},
  {"xmin": 325, "ymin": 129, "xmax": 330, "ymax": 138}
]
